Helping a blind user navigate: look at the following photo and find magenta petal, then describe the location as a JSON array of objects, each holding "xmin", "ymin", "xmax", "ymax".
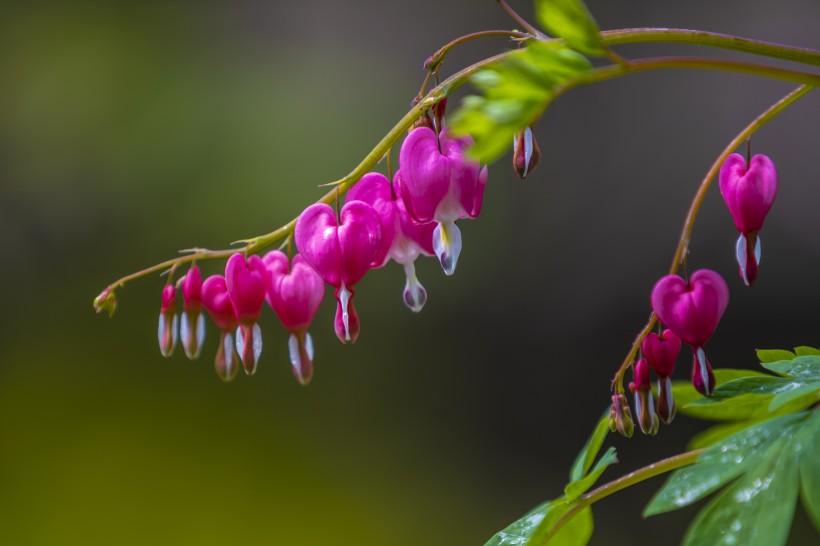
[
  {"xmin": 650, "ymin": 270, "xmax": 729, "ymax": 347},
  {"xmin": 347, "ymin": 172, "xmax": 397, "ymax": 268},
  {"xmin": 202, "ymin": 275, "xmax": 238, "ymax": 332},
  {"xmin": 225, "ymin": 253, "xmax": 267, "ymax": 323},
  {"xmin": 264, "ymin": 251, "xmax": 325, "ymax": 332},
  {"xmin": 719, "ymin": 153, "xmax": 778, "ymax": 234},
  {"xmin": 399, "ymin": 127, "xmax": 451, "ymax": 223},
  {"xmin": 295, "ymin": 203, "xmax": 344, "ymax": 286},
  {"xmin": 337, "ymin": 201, "xmax": 382, "ymax": 287},
  {"xmin": 641, "ymin": 329, "xmax": 681, "ymax": 377},
  {"xmin": 182, "ymin": 266, "xmax": 202, "ymax": 312}
]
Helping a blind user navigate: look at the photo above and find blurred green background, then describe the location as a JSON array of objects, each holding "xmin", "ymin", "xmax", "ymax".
[{"xmin": 1, "ymin": 1, "xmax": 818, "ymax": 544}]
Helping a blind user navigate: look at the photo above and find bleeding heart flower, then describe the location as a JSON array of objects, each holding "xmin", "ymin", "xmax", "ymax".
[
  {"xmin": 157, "ymin": 284, "xmax": 178, "ymax": 358},
  {"xmin": 202, "ymin": 275, "xmax": 240, "ymax": 382},
  {"xmin": 629, "ymin": 358, "xmax": 659, "ymax": 436},
  {"xmin": 180, "ymin": 265, "xmax": 205, "ymax": 360},
  {"xmin": 651, "ymin": 269, "xmax": 729, "ymax": 396},
  {"xmin": 609, "ymin": 393, "xmax": 634, "ymax": 438},
  {"xmin": 225, "ymin": 253, "xmax": 267, "ymax": 376},
  {"xmin": 397, "ymin": 126, "xmax": 487, "ymax": 275},
  {"xmin": 347, "ymin": 172, "xmax": 435, "ymax": 312},
  {"xmin": 295, "ymin": 201, "xmax": 382, "ymax": 343},
  {"xmin": 641, "ymin": 329, "xmax": 680, "ymax": 423},
  {"xmin": 263, "ymin": 251, "xmax": 325, "ymax": 385},
  {"xmin": 719, "ymin": 153, "xmax": 778, "ymax": 286}
]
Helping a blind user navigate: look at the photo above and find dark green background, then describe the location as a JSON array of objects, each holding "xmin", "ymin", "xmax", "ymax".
[{"xmin": 1, "ymin": 1, "xmax": 818, "ymax": 544}]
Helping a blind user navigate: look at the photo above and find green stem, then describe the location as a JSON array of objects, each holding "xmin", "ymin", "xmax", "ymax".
[
  {"xmin": 424, "ymin": 29, "xmax": 533, "ymax": 73},
  {"xmin": 610, "ymin": 84, "xmax": 813, "ymax": 393},
  {"xmin": 544, "ymin": 449, "xmax": 703, "ymax": 541},
  {"xmin": 601, "ymin": 28, "xmax": 820, "ymax": 67},
  {"xmin": 96, "ymin": 27, "xmax": 820, "ymax": 308}
]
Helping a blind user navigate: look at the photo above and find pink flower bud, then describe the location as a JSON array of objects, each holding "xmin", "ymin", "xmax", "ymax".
[
  {"xmin": 397, "ymin": 127, "xmax": 487, "ymax": 275},
  {"xmin": 295, "ymin": 201, "xmax": 382, "ymax": 343},
  {"xmin": 513, "ymin": 126, "xmax": 540, "ymax": 179},
  {"xmin": 651, "ymin": 270, "xmax": 728, "ymax": 397},
  {"xmin": 157, "ymin": 284, "xmax": 178, "ymax": 358},
  {"xmin": 632, "ymin": 359, "xmax": 659, "ymax": 436},
  {"xmin": 264, "ymin": 251, "xmax": 325, "ymax": 385},
  {"xmin": 180, "ymin": 266, "xmax": 205, "ymax": 360},
  {"xmin": 225, "ymin": 253, "xmax": 266, "ymax": 376},
  {"xmin": 719, "ymin": 153, "xmax": 778, "ymax": 286},
  {"xmin": 94, "ymin": 287, "xmax": 117, "ymax": 317},
  {"xmin": 641, "ymin": 329, "xmax": 681, "ymax": 378},
  {"xmin": 202, "ymin": 275, "xmax": 241, "ymax": 382}
]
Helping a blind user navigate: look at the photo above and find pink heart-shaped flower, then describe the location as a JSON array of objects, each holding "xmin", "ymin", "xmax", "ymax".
[
  {"xmin": 295, "ymin": 202, "xmax": 382, "ymax": 289},
  {"xmin": 225, "ymin": 253, "xmax": 267, "ymax": 324},
  {"xmin": 719, "ymin": 153, "xmax": 778, "ymax": 234},
  {"xmin": 263, "ymin": 251, "xmax": 325, "ymax": 333},
  {"xmin": 201, "ymin": 275, "xmax": 238, "ymax": 332},
  {"xmin": 650, "ymin": 270, "xmax": 729, "ymax": 347},
  {"xmin": 346, "ymin": 172, "xmax": 398, "ymax": 268},
  {"xmin": 641, "ymin": 329, "xmax": 681, "ymax": 377}
]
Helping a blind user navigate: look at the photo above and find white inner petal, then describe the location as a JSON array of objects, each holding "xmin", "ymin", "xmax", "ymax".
[
  {"xmin": 523, "ymin": 127, "xmax": 533, "ymax": 178},
  {"xmin": 223, "ymin": 332, "xmax": 235, "ymax": 377},
  {"xmin": 339, "ymin": 284, "xmax": 352, "ymax": 341},
  {"xmin": 252, "ymin": 323, "xmax": 262, "ymax": 363},
  {"xmin": 432, "ymin": 221, "xmax": 462, "ymax": 276},
  {"xmin": 735, "ymin": 234, "xmax": 749, "ymax": 286},
  {"xmin": 402, "ymin": 261, "xmax": 427, "ymax": 313}
]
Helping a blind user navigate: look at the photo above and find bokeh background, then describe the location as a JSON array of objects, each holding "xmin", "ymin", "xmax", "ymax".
[{"xmin": 1, "ymin": 0, "xmax": 818, "ymax": 544}]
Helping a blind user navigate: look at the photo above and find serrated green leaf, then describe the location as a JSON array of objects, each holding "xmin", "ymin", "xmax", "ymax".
[
  {"xmin": 564, "ymin": 447, "xmax": 617, "ymax": 502},
  {"xmin": 681, "ymin": 393, "xmax": 774, "ymax": 421},
  {"xmin": 535, "ymin": 0, "xmax": 605, "ymax": 56},
  {"xmin": 768, "ymin": 382, "xmax": 820, "ymax": 412},
  {"xmin": 762, "ymin": 355, "xmax": 820, "ymax": 382},
  {"xmin": 756, "ymin": 348, "xmax": 796, "ymax": 363},
  {"xmin": 708, "ymin": 376, "xmax": 792, "ymax": 399},
  {"xmin": 794, "ymin": 346, "xmax": 820, "ymax": 356},
  {"xmin": 681, "ymin": 434, "xmax": 800, "ymax": 546},
  {"xmin": 688, "ymin": 420, "xmax": 759, "ymax": 450},
  {"xmin": 644, "ymin": 413, "xmax": 807, "ymax": 516},
  {"xmin": 797, "ymin": 412, "xmax": 820, "ymax": 532},
  {"xmin": 522, "ymin": 500, "xmax": 593, "ymax": 546},
  {"xmin": 569, "ymin": 412, "xmax": 610, "ymax": 482}
]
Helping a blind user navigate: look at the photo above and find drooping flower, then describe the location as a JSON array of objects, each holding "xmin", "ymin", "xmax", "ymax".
[
  {"xmin": 629, "ymin": 359, "xmax": 659, "ymax": 436},
  {"xmin": 225, "ymin": 253, "xmax": 267, "ymax": 375},
  {"xmin": 397, "ymin": 126, "xmax": 487, "ymax": 275},
  {"xmin": 346, "ymin": 172, "xmax": 435, "ymax": 312},
  {"xmin": 158, "ymin": 284, "xmax": 178, "ymax": 358},
  {"xmin": 263, "ymin": 251, "xmax": 325, "ymax": 385},
  {"xmin": 180, "ymin": 265, "xmax": 206, "ymax": 360},
  {"xmin": 641, "ymin": 329, "xmax": 681, "ymax": 424},
  {"xmin": 651, "ymin": 270, "xmax": 729, "ymax": 396},
  {"xmin": 201, "ymin": 275, "xmax": 240, "ymax": 382},
  {"xmin": 512, "ymin": 126, "xmax": 540, "ymax": 179},
  {"xmin": 719, "ymin": 153, "xmax": 778, "ymax": 286},
  {"xmin": 295, "ymin": 201, "xmax": 382, "ymax": 343}
]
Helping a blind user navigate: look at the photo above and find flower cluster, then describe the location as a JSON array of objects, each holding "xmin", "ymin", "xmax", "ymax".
[
  {"xmin": 611, "ymin": 152, "xmax": 780, "ymax": 436},
  {"xmin": 155, "ymin": 118, "xmax": 487, "ymax": 384}
]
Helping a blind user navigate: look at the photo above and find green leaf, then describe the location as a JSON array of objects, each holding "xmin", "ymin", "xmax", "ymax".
[
  {"xmin": 523, "ymin": 500, "xmax": 593, "ymax": 546},
  {"xmin": 768, "ymin": 381, "xmax": 820, "ymax": 412},
  {"xmin": 680, "ymin": 393, "xmax": 774, "ymax": 421},
  {"xmin": 762, "ymin": 355, "xmax": 820, "ymax": 382},
  {"xmin": 688, "ymin": 420, "xmax": 760, "ymax": 450},
  {"xmin": 644, "ymin": 413, "xmax": 807, "ymax": 516},
  {"xmin": 564, "ymin": 447, "xmax": 617, "ymax": 502},
  {"xmin": 449, "ymin": 42, "xmax": 591, "ymax": 164},
  {"xmin": 794, "ymin": 346, "xmax": 820, "ymax": 356},
  {"xmin": 485, "ymin": 500, "xmax": 552, "ymax": 546},
  {"xmin": 681, "ymin": 434, "xmax": 800, "ymax": 546},
  {"xmin": 797, "ymin": 412, "xmax": 820, "ymax": 532},
  {"xmin": 569, "ymin": 412, "xmax": 610, "ymax": 482},
  {"xmin": 708, "ymin": 376, "xmax": 792, "ymax": 399},
  {"xmin": 756, "ymin": 348, "xmax": 796, "ymax": 363},
  {"xmin": 535, "ymin": 0, "xmax": 605, "ymax": 56}
]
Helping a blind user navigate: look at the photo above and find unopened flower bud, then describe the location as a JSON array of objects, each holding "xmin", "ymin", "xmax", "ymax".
[
  {"xmin": 692, "ymin": 346, "xmax": 716, "ymax": 397},
  {"xmin": 180, "ymin": 266, "xmax": 205, "ymax": 360},
  {"xmin": 632, "ymin": 359, "xmax": 659, "ymax": 436},
  {"xmin": 609, "ymin": 393, "xmax": 634, "ymax": 438},
  {"xmin": 225, "ymin": 254, "xmax": 266, "ymax": 375},
  {"xmin": 158, "ymin": 284, "xmax": 178, "ymax": 358},
  {"xmin": 656, "ymin": 375, "xmax": 676, "ymax": 424},
  {"xmin": 202, "ymin": 275, "xmax": 240, "ymax": 382},
  {"xmin": 512, "ymin": 126, "xmax": 540, "ymax": 179},
  {"xmin": 214, "ymin": 331, "xmax": 240, "ymax": 383},
  {"xmin": 93, "ymin": 288, "xmax": 117, "ymax": 317}
]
